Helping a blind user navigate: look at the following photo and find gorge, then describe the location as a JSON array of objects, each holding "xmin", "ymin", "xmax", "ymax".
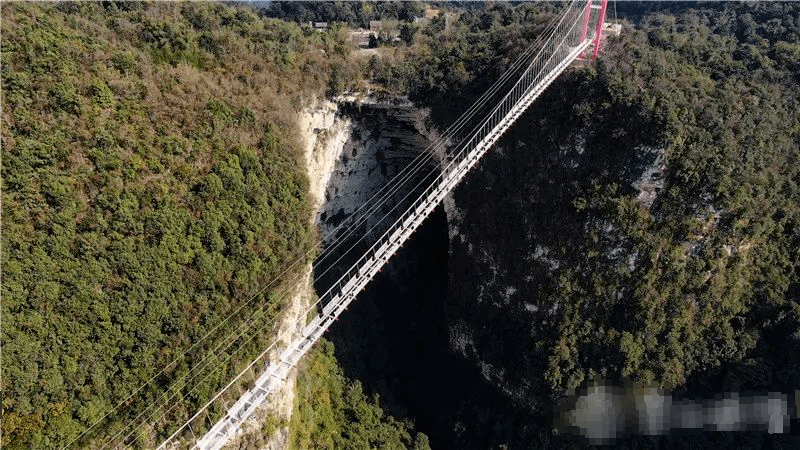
[{"xmin": 3, "ymin": 2, "xmax": 800, "ymax": 449}]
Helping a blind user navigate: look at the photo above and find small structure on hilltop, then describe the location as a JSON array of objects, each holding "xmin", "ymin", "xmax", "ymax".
[
  {"xmin": 351, "ymin": 31, "xmax": 375, "ymax": 49},
  {"xmin": 603, "ymin": 22, "xmax": 622, "ymax": 37}
]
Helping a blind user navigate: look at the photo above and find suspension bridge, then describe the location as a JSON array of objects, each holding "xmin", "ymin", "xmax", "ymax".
[{"xmin": 71, "ymin": 1, "xmax": 619, "ymax": 449}]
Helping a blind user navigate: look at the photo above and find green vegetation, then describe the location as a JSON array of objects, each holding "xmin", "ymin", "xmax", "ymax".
[
  {"xmin": 423, "ymin": 1, "xmax": 800, "ymax": 444},
  {"xmin": 365, "ymin": 3, "xmax": 563, "ymax": 99},
  {"xmin": 288, "ymin": 339, "xmax": 429, "ymax": 450},
  {"xmin": 265, "ymin": 1, "xmax": 427, "ymax": 28},
  {"xmin": 269, "ymin": 2, "xmax": 799, "ymax": 447},
  {"xmin": 535, "ymin": 5, "xmax": 800, "ymax": 393},
  {"xmin": 4, "ymin": 1, "xmax": 799, "ymax": 448},
  {"xmin": 1, "ymin": 2, "xmax": 361, "ymax": 447}
]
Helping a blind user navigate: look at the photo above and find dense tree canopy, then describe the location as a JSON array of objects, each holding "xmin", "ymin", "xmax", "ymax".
[
  {"xmin": 1, "ymin": 2, "xmax": 359, "ymax": 447},
  {"xmin": 263, "ymin": 1, "xmax": 426, "ymax": 28}
]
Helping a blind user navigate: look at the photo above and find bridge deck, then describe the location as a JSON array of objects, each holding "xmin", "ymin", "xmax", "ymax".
[
  {"xmin": 155, "ymin": 1, "xmax": 612, "ymax": 447},
  {"xmin": 188, "ymin": 37, "xmax": 592, "ymax": 450}
]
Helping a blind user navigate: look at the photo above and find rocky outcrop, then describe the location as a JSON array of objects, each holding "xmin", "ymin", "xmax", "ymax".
[
  {"xmin": 317, "ymin": 102, "xmax": 437, "ymax": 242},
  {"xmin": 301, "ymin": 103, "xmax": 354, "ymax": 212},
  {"xmin": 227, "ymin": 100, "xmax": 352, "ymax": 450},
  {"xmin": 230, "ymin": 97, "xmax": 439, "ymax": 449},
  {"xmin": 629, "ymin": 145, "xmax": 665, "ymax": 208}
]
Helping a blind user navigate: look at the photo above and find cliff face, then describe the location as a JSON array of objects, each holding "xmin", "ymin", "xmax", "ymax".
[
  {"xmin": 443, "ymin": 114, "xmax": 667, "ymax": 409},
  {"xmin": 231, "ymin": 101, "xmax": 352, "ymax": 449},
  {"xmin": 310, "ymin": 100, "xmax": 441, "ymax": 305},
  {"xmin": 289, "ymin": 84, "xmax": 678, "ymax": 448},
  {"xmin": 316, "ymin": 101, "xmax": 437, "ymax": 243}
]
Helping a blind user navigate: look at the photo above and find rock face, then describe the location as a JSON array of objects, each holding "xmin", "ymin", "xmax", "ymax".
[
  {"xmin": 311, "ymin": 101, "xmax": 440, "ymax": 299},
  {"xmin": 316, "ymin": 102, "xmax": 438, "ymax": 243},
  {"xmin": 230, "ymin": 100, "xmax": 353, "ymax": 450},
  {"xmin": 442, "ymin": 96, "xmax": 669, "ymax": 411},
  {"xmin": 629, "ymin": 145, "xmax": 665, "ymax": 207},
  {"xmin": 301, "ymin": 102, "xmax": 354, "ymax": 213}
]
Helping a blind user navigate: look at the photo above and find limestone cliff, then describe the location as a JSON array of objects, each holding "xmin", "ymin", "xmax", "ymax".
[
  {"xmin": 228, "ymin": 98, "xmax": 439, "ymax": 449},
  {"xmin": 316, "ymin": 101, "xmax": 437, "ymax": 243},
  {"xmin": 226, "ymin": 101, "xmax": 352, "ymax": 449}
]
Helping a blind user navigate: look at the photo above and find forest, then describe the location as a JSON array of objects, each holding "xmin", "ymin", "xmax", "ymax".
[
  {"xmin": 432, "ymin": 0, "xmax": 800, "ymax": 400},
  {"xmin": 0, "ymin": 1, "xmax": 415, "ymax": 447},
  {"xmin": 3, "ymin": 0, "xmax": 799, "ymax": 448}
]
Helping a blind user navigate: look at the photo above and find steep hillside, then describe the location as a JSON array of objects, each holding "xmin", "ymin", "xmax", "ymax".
[
  {"xmin": 1, "ymin": 2, "xmax": 359, "ymax": 447},
  {"xmin": 441, "ymin": 2, "xmax": 800, "ymax": 446},
  {"xmin": 449, "ymin": 0, "xmax": 800, "ymax": 396}
]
